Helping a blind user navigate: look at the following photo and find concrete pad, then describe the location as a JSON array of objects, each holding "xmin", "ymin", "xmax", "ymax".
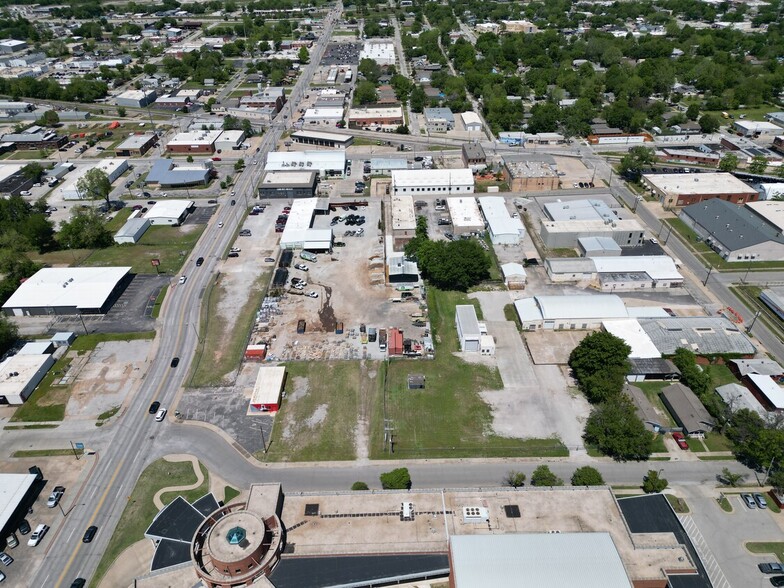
[{"xmin": 525, "ymin": 330, "xmax": 589, "ymax": 365}]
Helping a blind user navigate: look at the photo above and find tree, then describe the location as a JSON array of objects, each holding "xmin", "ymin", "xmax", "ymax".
[
  {"xmin": 527, "ymin": 102, "xmax": 560, "ymax": 134},
  {"xmin": 0, "ymin": 315, "xmax": 18, "ymax": 357},
  {"xmin": 20, "ymin": 162, "xmax": 44, "ymax": 182},
  {"xmin": 395, "ymin": 125, "xmax": 410, "ymax": 135},
  {"xmin": 410, "ymin": 86, "xmax": 426, "ymax": 113},
  {"xmin": 241, "ymin": 118, "xmax": 254, "ymax": 137},
  {"xmin": 719, "ymin": 153, "xmax": 739, "ymax": 172},
  {"xmin": 117, "ymin": 105, "xmax": 126, "ymax": 117},
  {"xmin": 411, "ymin": 239, "xmax": 491, "ymax": 291},
  {"xmin": 380, "ymin": 467, "xmax": 411, "ymax": 489},
  {"xmin": 583, "ymin": 398, "xmax": 654, "ymax": 462},
  {"xmin": 698, "ymin": 113, "xmax": 720, "ymax": 133},
  {"xmin": 719, "ymin": 467, "xmax": 744, "ymax": 487},
  {"xmin": 351, "ymin": 481, "xmax": 369, "ymax": 491},
  {"xmin": 358, "ymin": 58, "xmax": 381, "ymax": 83},
  {"xmin": 530, "ymin": 465, "xmax": 563, "ymax": 487},
  {"xmin": 568, "ymin": 331, "xmax": 630, "ymax": 403},
  {"xmin": 749, "ymin": 155, "xmax": 768, "ymax": 175},
  {"xmin": 642, "ymin": 469, "xmax": 668, "ymax": 493},
  {"xmin": 354, "ymin": 80, "xmax": 378, "ymax": 105},
  {"xmin": 618, "ymin": 146, "xmax": 656, "ymax": 181},
  {"xmin": 58, "ymin": 208, "xmax": 113, "ymax": 249},
  {"xmin": 36, "ymin": 110, "xmax": 59, "ymax": 127},
  {"xmin": 503, "ymin": 471, "xmax": 526, "ymax": 487},
  {"xmin": 186, "ymin": 155, "xmax": 194, "ymax": 163},
  {"xmin": 298, "ymin": 46, "xmax": 309, "ymax": 64},
  {"xmin": 685, "ymin": 103, "xmax": 700, "ymax": 121},
  {"xmin": 571, "ymin": 466, "xmax": 605, "ymax": 486},
  {"xmin": 76, "ymin": 168, "xmax": 112, "ymax": 206}
]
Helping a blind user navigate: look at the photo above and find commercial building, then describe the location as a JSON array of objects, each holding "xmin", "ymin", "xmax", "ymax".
[
  {"xmin": 540, "ymin": 218, "xmax": 645, "ymax": 249},
  {"xmin": 498, "ymin": 132, "xmax": 566, "ymax": 146},
  {"xmin": 302, "ymin": 107, "xmax": 344, "ymax": 125},
  {"xmin": 638, "ymin": 316, "xmax": 756, "ymax": 356},
  {"xmin": 279, "ymin": 198, "xmax": 333, "ymax": 251},
  {"xmin": 732, "ymin": 120, "xmax": 783, "ymax": 137},
  {"xmin": 602, "ymin": 319, "xmax": 661, "ymax": 360},
  {"xmin": 290, "ymin": 130, "xmax": 353, "ymax": 148},
  {"xmin": 347, "ymin": 106, "xmax": 404, "ymax": 128},
  {"xmin": 2, "ymin": 266, "xmax": 132, "ymax": 316},
  {"xmin": 514, "ymin": 294, "xmax": 629, "ymax": 330},
  {"xmin": 387, "ymin": 252, "xmax": 419, "ymax": 283},
  {"xmin": 592, "ymin": 256, "xmax": 683, "ymax": 292},
  {"xmin": 239, "ymin": 87, "xmax": 286, "ymax": 111},
  {"xmin": 447, "ymin": 196, "xmax": 484, "ymax": 236},
  {"xmin": 0, "ymin": 353, "xmax": 56, "ymax": 404},
  {"xmin": 0, "ymin": 39, "xmax": 27, "ymax": 54},
  {"xmin": 258, "ymin": 171, "xmax": 317, "ymax": 199},
  {"xmin": 114, "ymin": 217, "xmax": 151, "ymax": 244},
  {"xmin": 145, "ymin": 159, "xmax": 213, "ymax": 187},
  {"xmin": 154, "ymin": 95, "xmax": 191, "ymax": 109},
  {"xmin": 391, "ymin": 194, "xmax": 416, "ymax": 247},
  {"xmin": 729, "ymin": 358, "xmax": 784, "ymax": 381},
  {"xmin": 455, "ymin": 305, "xmax": 481, "ymax": 352},
  {"xmin": 114, "ymin": 89, "xmax": 157, "ymax": 108},
  {"xmin": 461, "ymin": 143, "xmax": 486, "ymax": 171},
  {"xmin": 642, "ymin": 172, "xmax": 757, "ymax": 208},
  {"xmin": 661, "ymin": 382, "xmax": 715, "ymax": 437},
  {"xmin": 578, "ymin": 236, "xmax": 622, "ymax": 257},
  {"xmin": 145, "ymin": 199, "xmax": 193, "ymax": 226},
  {"xmin": 371, "ymin": 158, "xmax": 408, "ymax": 175},
  {"xmin": 760, "ymin": 288, "xmax": 784, "ymax": 320},
  {"xmin": 424, "ymin": 107, "xmax": 455, "ymax": 133},
  {"xmin": 0, "ymin": 125, "xmax": 66, "ymax": 149},
  {"xmin": 500, "ymin": 262, "xmax": 527, "ymax": 289},
  {"xmin": 114, "ymin": 133, "xmax": 157, "ymax": 157},
  {"xmin": 0, "ymin": 472, "xmax": 41, "ymax": 545},
  {"xmin": 502, "ymin": 156, "xmax": 559, "ymax": 192},
  {"xmin": 745, "ymin": 200, "xmax": 784, "ymax": 234},
  {"xmin": 460, "ymin": 111, "xmax": 483, "ymax": 132},
  {"xmin": 391, "ymin": 169, "xmax": 474, "ymax": 196},
  {"xmin": 166, "ymin": 130, "xmax": 222, "ymax": 154},
  {"xmin": 214, "ymin": 130, "xmax": 245, "ymax": 152},
  {"xmin": 716, "ymin": 383, "xmax": 766, "ymax": 417},
  {"xmin": 744, "ymin": 374, "xmax": 784, "ymax": 412},
  {"xmin": 680, "ymin": 199, "xmax": 784, "ymax": 262},
  {"xmin": 58, "ymin": 159, "xmax": 129, "ymax": 200},
  {"xmin": 359, "ymin": 41, "xmax": 396, "ymax": 65},
  {"xmin": 0, "ymin": 101, "xmax": 33, "ymax": 116},
  {"xmin": 0, "ymin": 163, "xmax": 33, "ymax": 196},
  {"xmin": 658, "ymin": 148, "xmax": 720, "ymax": 167},
  {"xmin": 477, "ymin": 196, "xmax": 524, "ymax": 244},
  {"xmin": 545, "ymin": 258, "xmax": 597, "ymax": 282},
  {"xmin": 249, "ymin": 366, "xmax": 285, "ymax": 413},
  {"xmin": 266, "ymin": 150, "xmax": 346, "ymax": 177}
]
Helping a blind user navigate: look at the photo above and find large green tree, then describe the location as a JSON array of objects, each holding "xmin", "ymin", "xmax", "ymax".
[
  {"xmin": 719, "ymin": 153, "xmax": 739, "ymax": 172},
  {"xmin": 58, "ymin": 208, "xmax": 113, "ymax": 249},
  {"xmin": 749, "ymin": 155, "xmax": 768, "ymax": 175},
  {"xmin": 618, "ymin": 146, "xmax": 656, "ymax": 181},
  {"xmin": 583, "ymin": 397, "xmax": 654, "ymax": 461},
  {"xmin": 530, "ymin": 465, "xmax": 563, "ymax": 487},
  {"xmin": 571, "ymin": 466, "xmax": 605, "ymax": 486},
  {"xmin": 698, "ymin": 113, "xmax": 721, "ymax": 133},
  {"xmin": 358, "ymin": 58, "xmax": 381, "ymax": 84},
  {"xmin": 76, "ymin": 168, "xmax": 112, "ymax": 207},
  {"xmin": 380, "ymin": 467, "xmax": 411, "ymax": 489},
  {"xmin": 568, "ymin": 331, "xmax": 630, "ymax": 403},
  {"xmin": 354, "ymin": 80, "xmax": 379, "ymax": 105},
  {"xmin": 642, "ymin": 469, "xmax": 668, "ymax": 493},
  {"xmin": 0, "ymin": 315, "xmax": 18, "ymax": 357},
  {"xmin": 413, "ymin": 239, "xmax": 491, "ymax": 292}
]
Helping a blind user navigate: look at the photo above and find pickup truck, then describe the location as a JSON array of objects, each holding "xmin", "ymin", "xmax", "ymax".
[{"xmin": 47, "ymin": 486, "xmax": 65, "ymax": 508}]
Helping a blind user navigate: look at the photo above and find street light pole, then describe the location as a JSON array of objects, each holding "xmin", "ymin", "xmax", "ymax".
[
  {"xmin": 746, "ymin": 310, "xmax": 762, "ymax": 334},
  {"xmin": 703, "ymin": 264, "xmax": 713, "ymax": 286}
]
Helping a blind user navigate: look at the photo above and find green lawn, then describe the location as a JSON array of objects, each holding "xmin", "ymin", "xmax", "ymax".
[
  {"xmin": 224, "ymin": 486, "xmax": 240, "ymax": 504},
  {"xmin": 635, "ymin": 382, "xmax": 676, "ymax": 427},
  {"xmin": 703, "ymin": 431, "xmax": 734, "ymax": 452},
  {"xmin": 105, "ymin": 208, "xmax": 132, "ymax": 232},
  {"xmin": 12, "ymin": 448, "xmax": 83, "ymax": 457},
  {"xmin": 503, "ymin": 303, "xmax": 522, "ymax": 330},
  {"xmin": 371, "ymin": 288, "xmax": 568, "ymax": 459},
  {"xmin": 704, "ymin": 364, "xmax": 740, "ymax": 388},
  {"xmin": 82, "ymin": 224, "xmax": 206, "ymax": 275},
  {"xmin": 746, "ymin": 542, "xmax": 784, "ymax": 563},
  {"xmin": 263, "ymin": 361, "xmax": 369, "ymax": 462},
  {"xmin": 189, "ymin": 271, "xmax": 269, "ymax": 387},
  {"xmin": 90, "ymin": 458, "xmax": 209, "ymax": 588},
  {"xmin": 651, "ymin": 434, "xmax": 667, "ymax": 453},
  {"xmin": 151, "ymin": 285, "xmax": 167, "ymax": 319},
  {"xmin": 666, "ymin": 494, "xmax": 690, "ymax": 513},
  {"xmin": 718, "ymin": 495, "xmax": 733, "ymax": 512},
  {"xmin": 475, "ymin": 181, "xmax": 510, "ymax": 193},
  {"xmin": 482, "ymin": 233, "xmax": 501, "ymax": 280}
]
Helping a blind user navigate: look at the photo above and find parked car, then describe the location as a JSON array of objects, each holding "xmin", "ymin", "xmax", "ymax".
[
  {"xmin": 20, "ymin": 190, "xmax": 31, "ymax": 196},
  {"xmin": 295, "ymin": 263, "xmax": 308, "ymax": 271},
  {"xmin": 0, "ymin": 552, "xmax": 13, "ymax": 566},
  {"xmin": 27, "ymin": 524, "xmax": 49, "ymax": 546},
  {"xmin": 754, "ymin": 493, "xmax": 768, "ymax": 509},
  {"xmin": 4, "ymin": 535, "xmax": 17, "ymax": 549},
  {"xmin": 759, "ymin": 563, "xmax": 784, "ymax": 574},
  {"xmin": 264, "ymin": 257, "xmax": 275, "ymax": 263},
  {"xmin": 228, "ymin": 252, "xmax": 239, "ymax": 257},
  {"xmin": 82, "ymin": 525, "xmax": 97, "ymax": 543},
  {"xmin": 771, "ymin": 577, "xmax": 784, "ymax": 587},
  {"xmin": 70, "ymin": 580, "xmax": 86, "ymax": 588},
  {"xmin": 0, "ymin": 570, "xmax": 5, "ymax": 582},
  {"xmin": 741, "ymin": 493, "xmax": 756, "ymax": 508},
  {"xmin": 672, "ymin": 432, "xmax": 689, "ymax": 450},
  {"xmin": 149, "ymin": 401, "xmax": 160, "ymax": 414},
  {"xmin": 307, "ymin": 291, "xmax": 319, "ymax": 298},
  {"xmin": 47, "ymin": 486, "xmax": 65, "ymax": 508},
  {"xmin": 17, "ymin": 520, "xmax": 30, "ymax": 535}
]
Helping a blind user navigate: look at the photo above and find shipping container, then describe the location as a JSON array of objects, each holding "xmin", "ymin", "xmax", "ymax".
[
  {"xmin": 279, "ymin": 250, "xmax": 294, "ymax": 268},
  {"xmin": 272, "ymin": 268, "xmax": 289, "ymax": 288},
  {"xmin": 244, "ymin": 344, "xmax": 267, "ymax": 360}
]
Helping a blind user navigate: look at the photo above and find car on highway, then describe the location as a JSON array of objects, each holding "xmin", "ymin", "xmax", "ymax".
[
  {"xmin": 148, "ymin": 401, "xmax": 161, "ymax": 414},
  {"xmin": 755, "ymin": 493, "xmax": 768, "ymax": 509},
  {"xmin": 47, "ymin": 486, "xmax": 65, "ymax": 508},
  {"xmin": 230, "ymin": 199, "xmax": 236, "ymax": 206},
  {"xmin": 294, "ymin": 263, "xmax": 308, "ymax": 271},
  {"xmin": 760, "ymin": 563, "xmax": 784, "ymax": 574},
  {"xmin": 70, "ymin": 580, "xmax": 86, "ymax": 588},
  {"xmin": 0, "ymin": 552, "xmax": 13, "ymax": 566},
  {"xmin": 27, "ymin": 524, "xmax": 48, "ymax": 546},
  {"xmin": 671, "ymin": 432, "xmax": 688, "ymax": 450},
  {"xmin": 82, "ymin": 525, "xmax": 97, "ymax": 543},
  {"xmin": 155, "ymin": 408, "xmax": 167, "ymax": 422},
  {"xmin": 741, "ymin": 493, "xmax": 756, "ymax": 508},
  {"xmin": 218, "ymin": 222, "xmax": 224, "ymax": 228},
  {"xmin": 170, "ymin": 357, "xmax": 180, "ymax": 368},
  {"xmin": 178, "ymin": 276, "xmax": 187, "ymax": 284},
  {"xmin": 196, "ymin": 257, "xmax": 204, "ymax": 267}
]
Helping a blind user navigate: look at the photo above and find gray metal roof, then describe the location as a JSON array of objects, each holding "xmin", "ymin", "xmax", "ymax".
[
  {"xmin": 115, "ymin": 217, "xmax": 149, "ymax": 238},
  {"xmin": 544, "ymin": 198, "xmax": 617, "ymax": 222},
  {"xmin": 624, "ymin": 383, "xmax": 664, "ymax": 428},
  {"xmin": 455, "ymin": 304, "xmax": 480, "ymax": 336},
  {"xmin": 146, "ymin": 159, "xmax": 210, "ymax": 186},
  {"xmin": 423, "ymin": 107, "xmax": 454, "ymax": 123},
  {"xmin": 639, "ymin": 317, "xmax": 756, "ymax": 355},
  {"xmin": 578, "ymin": 236, "xmax": 622, "ymax": 253},
  {"xmin": 729, "ymin": 358, "xmax": 784, "ymax": 378},
  {"xmin": 715, "ymin": 383, "xmax": 766, "ymax": 416},
  {"xmin": 661, "ymin": 382, "xmax": 716, "ymax": 434},
  {"xmin": 450, "ymin": 533, "xmax": 632, "ymax": 588},
  {"xmin": 545, "ymin": 257, "xmax": 596, "ymax": 274},
  {"xmin": 462, "ymin": 142, "xmax": 485, "ymax": 160},
  {"xmin": 680, "ymin": 199, "xmax": 784, "ymax": 252}
]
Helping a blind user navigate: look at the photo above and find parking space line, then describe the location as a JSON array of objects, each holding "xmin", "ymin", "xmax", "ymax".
[{"xmin": 678, "ymin": 514, "xmax": 732, "ymax": 588}]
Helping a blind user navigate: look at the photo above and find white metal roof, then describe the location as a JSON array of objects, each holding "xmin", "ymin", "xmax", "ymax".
[
  {"xmin": 0, "ymin": 163, "xmax": 23, "ymax": 183},
  {"xmin": 0, "ymin": 353, "xmax": 52, "ymax": 395},
  {"xmin": 602, "ymin": 319, "xmax": 661, "ymax": 358},
  {"xmin": 460, "ymin": 111, "xmax": 482, "ymax": 125},
  {"xmin": 538, "ymin": 294, "xmax": 627, "ymax": 320},
  {"xmin": 392, "ymin": 168, "xmax": 474, "ymax": 189},
  {"xmin": 456, "ymin": 305, "xmax": 480, "ymax": 337},
  {"xmin": 167, "ymin": 129, "xmax": 222, "ymax": 147},
  {"xmin": 447, "ymin": 196, "xmax": 483, "ymax": 229},
  {"xmin": 146, "ymin": 199, "xmax": 193, "ymax": 220},
  {"xmin": 642, "ymin": 173, "xmax": 755, "ymax": 196},
  {"xmin": 251, "ymin": 366, "xmax": 285, "ymax": 406},
  {"xmin": 747, "ymin": 373, "xmax": 784, "ymax": 409},
  {"xmin": 115, "ymin": 217, "xmax": 150, "ymax": 238},
  {"xmin": 500, "ymin": 262, "xmax": 526, "ymax": 279},
  {"xmin": 291, "ymin": 130, "xmax": 353, "ymax": 142},
  {"xmin": 746, "ymin": 200, "xmax": 784, "ymax": 232},
  {"xmin": 2, "ymin": 267, "xmax": 131, "ymax": 311},
  {"xmin": 591, "ymin": 256, "xmax": 682, "ymax": 281},
  {"xmin": 279, "ymin": 199, "xmax": 333, "ymax": 246},
  {"xmin": 0, "ymin": 473, "xmax": 38, "ymax": 535},
  {"xmin": 544, "ymin": 199, "xmax": 616, "ymax": 222},
  {"xmin": 478, "ymin": 196, "xmax": 524, "ymax": 237},
  {"xmin": 450, "ymin": 533, "xmax": 632, "ymax": 588},
  {"xmin": 266, "ymin": 150, "xmax": 345, "ymax": 172},
  {"xmin": 116, "ymin": 133, "xmax": 156, "ymax": 150},
  {"xmin": 735, "ymin": 120, "xmax": 783, "ymax": 132}
]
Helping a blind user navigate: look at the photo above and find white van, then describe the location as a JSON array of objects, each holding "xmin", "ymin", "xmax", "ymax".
[{"xmin": 155, "ymin": 408, "xmax": 167, "ymax": 422}]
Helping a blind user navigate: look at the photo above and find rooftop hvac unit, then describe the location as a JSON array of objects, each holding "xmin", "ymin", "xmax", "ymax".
[{"xmin": 462, "ymin": 506, "xmax": 489, "ymax": 523}]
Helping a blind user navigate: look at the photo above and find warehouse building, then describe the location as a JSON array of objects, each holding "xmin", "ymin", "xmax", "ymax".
[
  {"xmin": 2, "ymin": 266, "xmax": 132, "ymax": 316},
  {"xmin": 540, "ymin": 218, "xmax": 645, "ymax": 249},
  {"xmin": 114, "ymin": 133, "xmax": 157, "ymax": 157},
  {"xmin": 258, "ymin": 171, "xmax": 317, "ymax": 199},
  {"xmin": 290, "ymin": 130, "xmax": 353, "ymax": 149},
  {"xmin": 214, "ymin": 130, "xmax": 245, "ymax": 152},
  {"xmin": 279, "ymin": 198, "xmax": 333, "ymax": 251},
  {"xmin": 266, "ymin": 150, "xmax": 346, "ymax": 178},
  {"xmin": 578, "ymin": 236, "xmax": 622, "ymax": 257},
  {"xmin": 760, "ymin": 288, "xmax": 784, "ymax": 320},
  {"xmin": 387, "ymin": 252, "xmax": 419, "ymax": 283},
  {"xmin": 58, "ymin": 159, "xmax": 128, "ymax": 200},
  {"xmin": 592, "ymin": 256, "xmax": 683, "ymax": 292},
  {"xmin": 303, "ymin": 107, "xmax": 345, "ymax": 125},
  {"xmin": 477, "ymin": 196, "xmax": 524, "ymax": 244},
  {"xmin": 348, "ymin": 106, "xmax": 404, "ymax": 128},
  {"xmin": 638, "ymin": 316, "xmax": 756, "ymax": 356},
  {"xmin": 732, "ymin": 120, "xmax": 783, "ymax": 137},
  {"xmin": 0, "ymin": 353, "xmax": 56, "ymax": 404},
  {"xmin": 545, "ymin": 258, "xmax": 597, "ymax": 282},
  {"xmin": 249, "ymin": 366, "xmax": 286, "ymax": 413},
  {"xmin": 460, "ymin": 111, "xmax": 483, "ymax": 133},
  {"xmin": 145, "ymin": 199, "xmax": 193, "ymax": 226},
  {"xmin": 680, "ymin": 199, "xmax": 784, "ymax": 262},
  {"xmin": 391, "ymin": 194, "xmax": 416, "ymax": 247},
  {"xmin": 114, "ymin": 217, "xmax": 151, "ymax": 244},
  {"xmin": 745, "ymin": 200, "xmax": 784, "ymax": 234},
  {"xmin": 744, "ymin": 374, "xmax": 784, "ymax": 413},
  {"xmin": 455, "ymin": 305, "xmax": 481, "ymax": 352},
  {"xmin": 371, "ymin": 158, "xmax": 408, "ymax": 175},
  {"xmin": 165, "ymin": 130, "xmax": 222, "ymax": 154},
  {"xmin": 544, "ymin": 198, "xmax": 618, "ymax": 222},
  {"xmin": 0, "ymin": 163, "xmax": 33, "ymax": 196},
  {"xmin": 661, "ymin": 383, "xmax": 715, "ymax": 437},
  {"xmin": 0, "ymin": 471, "xmax": 41, "ymax": 548},
  {"xmin": 145, "ymin": 159, "xmax": 213, "ymax": 187},
  {"xmin": 729, "ymin": 358, "xmax": 784, "ymax": 381},
  {"xmin": 602, "ymin": 319, "xmax": 661, "ymax": 360},
  {"xmin": 642, "ymin": 172, "xmax": 757, "ymax": 208},
  {"xmin": 0, "ymin": 126, "xmax": 67, "ymax": 150},
  {"xmin": 502, "ymin": 155, "xmax": 559, "ymax": 192},
  {"xmin": 392, "ymin": 169, "xmax": 474, "ymax": 196},
  {"xmin": 115, "ymin": 89, "xmax": 157, "ymax": 108},
  {"xmin": 500, "ymin": 262, "xmax": 527, "ymax": 289},
  {"xmin": 424, "ymin": 107, "xmax": 455, "ymax": 133},
  {"xmin": 154, "ymin": 95, "xmax": 191, "ymax": 110},
  {"xmin": 514, "ymin": 294, "xmax": 629, "ymax": 330},
  {"xmin": 447, "ymin": 196, "xmax": 484, "ymax": 236},
  {"xmin": 359, "ymin": 41, "xmax": 396, "ymax": 65}
]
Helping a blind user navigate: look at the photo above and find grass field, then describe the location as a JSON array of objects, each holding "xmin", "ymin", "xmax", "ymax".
[
  {"xmin": 371, "ymin": 288, "xmax": 568, "ymax": 459},
  {"xmin": 189, "ymin": 272, "xmax": 269, "ymax": 387},
  {"xmin": 90, "ymin": 458, "xmax": 209, "ymax": 588},
  {"xmin": 503, "ymin": 303, "xmax": 521, "ymax": 330},
  {"xmin": 82, "ymin": 224, "xmax": 206, "ymax": 275},
  {"xmin": 635, "ymin": 381, "xmax": 676, "ymax": 427},
  {"xmin": 263, "ymin": 361, "xmax": 371, "ymax": 461},
  {"xmin": 224, "ymin": 486, "xmax": 241, "ymax": 504},
  {"xmin": 12, "ymin": 448, "xmax": 83, "ymax": 457}
]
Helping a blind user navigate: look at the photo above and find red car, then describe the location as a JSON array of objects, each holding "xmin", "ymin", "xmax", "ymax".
[
  {"xmin": 672, "ymin": 432, "xmax": 689, "ymax": 450},
  {"xmin": 212, "ymin": 157, "xmax": 221, "ymax": 161}
]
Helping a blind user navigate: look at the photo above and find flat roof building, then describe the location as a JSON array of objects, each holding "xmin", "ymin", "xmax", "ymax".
[
  {"xmin": 592, "ymin": 255, "xmax": 683, "ymax": 292},
  {"xmin": 455, "ymin": 305, "xmax": 481, "ymax": 352},
  {"xmin": 249, "ymin": 366, "xmax": 286, "ymax": 413},
  {"xmin": 745, "ymin": 373, "xmax": 784, "ymax": 412},
  {"xmin": 114, "ymin": 217, "xmax": 151, "ymax": 244},
  {"xmin": 392, "ymin": 168, "xmax": 474, "ymax": 197},
  {"xmin": 639, "ymin": 316, "xmax": 756, "ymax": 356},
  {"xmin": 391, "ymin": 194, "xmax": 416, "ymax": 247},
  {"xmin": 0, "ymin": 473, "xmax": 39, "ymax": 541},
  {"xmin": 115, "ymin": 89, "xmax": 157, "ymax": 108},
  {"xmin": 290, "ymin": 130, "xmax": 353, "ymax": 148},
  {"xmin": 447, "ymin": 196, "xmax": 483, "ymax": 235},
  {"xmin": 114, "ymin": 133, "xmax": 157, "ymax": 157},
  {"xmin": 760, "ymin": 288, "xmax": 784, "ymax": 320},
  {"xmin": 461, "ymin": 142, "xmax": 486, "ymax": 170},
  {"xmin": 57, "ymin": 159, "xmax": 129, "ymax": 200},
  {"xmin": 303, "ymin": 107, "xmax": 345, "ymax": 124},
  {"xmin": 745, "ymin": 200, "xmax": 784, "ymax": 233},
  {"xmin": 642, "ymin": 172, "xmax": 757, "ymax": 208},
  {"xmin": 461, "ymin": 111, "xmax": 482, "ymax": 132},
  {"xmin": 424, "ymin": 107, "xmax": 455, "ymax": 132},
  {"xmin": 214, "ymin": 130, "xmax": 245, "ymax": 152},
  {"xmin": 545, "ymin": 257, "xmax": 597, "ymax": 282},
  {"xmin": 266, "ymin": 150, "xmax": 346, "ymax": 177},
  {"xmin": 279, "ymin": 198, "xmax": 333, "ymax": 251},
  {"xmin": 544, "ymin": 198, "xmax": 618, "ymax": 222},
  {"xmin": 500, "ymin": 262, "xmax": 527, "ymax": 289},
  {"xmin": 477, "ymin": 196, "xmax": 524, "ymax": 244},
  {"xmin": 514, "ymin": 294, "xmax": 629, "ymax": 330},
  {"xmin": 258, "ymin": 171, "xmax": 317, "ymax": 199},
  {"xmin": 578, "ymin": 236, "xmax": 622, "ymax": 257},
  {"xmin": 661, "ymin": 382, "xmax": 715, "ymax": 436},
  {"xmin": 370, "ymin": 158, "xmax": 408, "ymax": 174},
  {"xmin": 145, "ymin": 199, "xmax": 193, "ymax": 226},
  {"xmin": 503, "ymin": 156, "xmax": 560, "ymax": 192},
  {"xmin": 680, "ymin": 199, "xmax": 784, "ymax": 262},
  {"xmin": 2, "ymin": 266, "xmax": 132, "ymax": 316},
  {"xmin": 166, "ymin": 130, "xmax": 222, "ymax": 154},
  {"xmin": 145, "ymin": 159, "xmax": 213, "ymax": 187},
  {"xmin": 540, "ymin": 218, "xmax": 646, "ymax": 249},
  {"xmin": 733, "ymin": 120, "xmax": 783, "ymax": 137},
  {"xmin": 0, "ymin": 353, "xmax": 56, "ymax": 404},
  {"xmin": 348, "ymin": 106, "xmax": 404, "ymax": 128},
  {"xmin": 359, "ymin": 41, "xmax": 396, "ymax": 65}
]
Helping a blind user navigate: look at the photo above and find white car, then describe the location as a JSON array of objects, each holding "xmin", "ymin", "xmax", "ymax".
[
  {"xmin": 155, "ymin": 408, "xmax": 167, "ymax": 422},
  {"xmin": 20, "ymin": 190, "xmax": 31, "ymax": 196},
  {"xmin": 218, "ymin": 222, "xmax": 224, "ymax": 228},
  {"xmin": 27, "ymin": 524, "xmax": 48, "ymax": 547},
  {"xmin": 307, "ymin": 291, "xmax": 319, "ymax": 298},
  {"xmin": 178, "ymin": 276, "xmax": 187, "ymax": 284},
  {"xmin": 230, "ymin": 247, "xmax": 241, "ymax": 253},
  {"xmin": 294, "ymin": 263, "xmax": 308, "ymax": 271}
]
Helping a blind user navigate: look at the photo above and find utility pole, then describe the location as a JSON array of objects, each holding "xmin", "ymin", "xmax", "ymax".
[
  {"xmin": 746, "ymin": 310, "xmax": 761, "ymax": 334},
  {"xmin": 703, "ymin": 264, "xmax": 713, "ymax": 286}
]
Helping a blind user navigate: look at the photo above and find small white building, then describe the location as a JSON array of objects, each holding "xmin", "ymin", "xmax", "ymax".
[
  {"xmin": 214, "ymin": 130, "xmax": 245, "ymax": 152},
  {"xmin": 478, "ymin": 196, "xmax": 525, "ymax": 245},
  {"xmin": 500, "ymin": 262, "xmax": 527, "ymax": 289},
  {"xmin": 0, "ymin": 353, "xmax": 56, "ymax": 404},
  {"xmin": 145, "ymin": 199, "xmax": 193, "ymax": 226},
  {"xmin": 114, "ymin": 217, "xmax": 151, "ymax": 244},
  {"xmin": 461, "ymin": 111, "xmax": 483, "ymax": 132},
  {"xmin": 455, "ymin": 304, "xmax": 481, "ymax": 352},
  {"xmin": 447, "ymin": 196, "xmax": 484, "ymax": 236},
  {"xmin": 303, "ymin": 107, "xmax": 345, "ymax": 125},
  {"xmin": 733, "ymin": 120, "xmax": 783, "ymax": 137}
]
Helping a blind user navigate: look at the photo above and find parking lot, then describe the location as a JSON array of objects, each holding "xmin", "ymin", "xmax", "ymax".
[{"xmin": 321, "ymin": 41, "xmax": 361, "ymax": 65}]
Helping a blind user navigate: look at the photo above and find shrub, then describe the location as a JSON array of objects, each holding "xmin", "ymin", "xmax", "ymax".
[
  {"xmin": 351, "ymin": 481, "xmax": 369, "ymax": 491},
  {"xmin": 530, "ymin": 465, "xmax": 563, "ymax": 487},
  {"xmin": 380, "ymin": 468, "xmax": 411, "ymax": 490}
]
